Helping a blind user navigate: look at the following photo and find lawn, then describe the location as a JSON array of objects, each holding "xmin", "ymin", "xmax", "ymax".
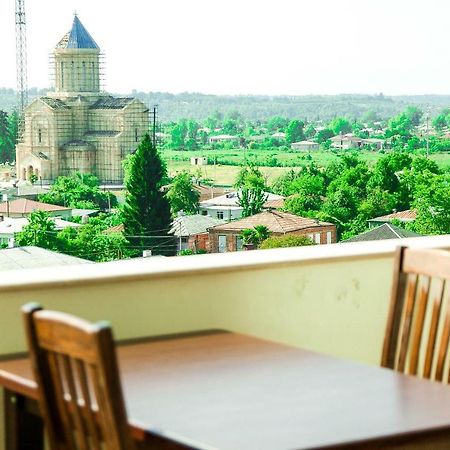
[{"xmin": 164, "ymin": 148, "xmax": 450, "ymax": 186}]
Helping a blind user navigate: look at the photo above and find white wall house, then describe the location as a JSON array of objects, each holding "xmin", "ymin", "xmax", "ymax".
[{"xmin": 199, "ymin": 191, "xmax": 284, "ymax": 221}]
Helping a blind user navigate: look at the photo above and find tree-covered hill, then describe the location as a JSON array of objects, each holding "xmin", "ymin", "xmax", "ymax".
[{"xmin": 2, "ymin": 87, "xmax": 450, "ymax": 122}]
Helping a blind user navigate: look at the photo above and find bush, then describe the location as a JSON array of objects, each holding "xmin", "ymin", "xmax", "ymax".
[{"xmin": 259, "ymin": 234, "xmax": 315, "ymax": 249}]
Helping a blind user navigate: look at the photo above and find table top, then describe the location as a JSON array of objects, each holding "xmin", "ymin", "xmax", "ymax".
[{"xmin": 1, "ymin": 331, "xmax": 450, "ymax": 450}]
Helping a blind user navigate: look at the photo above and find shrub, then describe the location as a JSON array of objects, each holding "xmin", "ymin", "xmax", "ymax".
[{"xmin": 259, "ymin": 234, "xmax": 315, "ymax": 249}]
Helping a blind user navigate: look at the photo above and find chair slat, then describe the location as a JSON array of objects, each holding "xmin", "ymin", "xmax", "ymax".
[
  {"xmin": 397, "ymin": 274, "xmax": 418, "ymax": 372},
  {"xmin": 423, "ymin": 278, "xmax": 445, "ymax": 378},
  {"xmin": 408, "ymin": 277, "xmax": 431, "ymax": 375},
  {"xmin": 436, "ymin": 297, "xmax": 450, "ymax": 382}
]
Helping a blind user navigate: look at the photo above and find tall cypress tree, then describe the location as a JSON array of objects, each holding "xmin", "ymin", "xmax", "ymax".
[{"xmin": 122, "ymin": 133, "xmax": 175, "ymax": 256}]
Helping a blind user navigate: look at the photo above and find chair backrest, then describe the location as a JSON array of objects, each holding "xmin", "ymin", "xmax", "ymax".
[
  {"xmin": 22, "ymin": 303, "xmax": 136, "ymax": 450},
  {"xmin": 382, "ymin": 246, "xmax": 450, "ymax": 382}
]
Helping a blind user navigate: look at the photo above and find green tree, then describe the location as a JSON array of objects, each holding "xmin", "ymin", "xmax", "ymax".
[
  {"xmin": 259, "ymin": 234, "xmax": 314, "ymax": 249},
  {"xmin": 15, "ymin": 210, "xmax": 58, "ymax": 249},
  {"xmin": 316, "ymin": 128, "xmax": 334, "ymax": 143},
  {"xmin": 266, "ymin": 116, "xmax": 288, "ymax": 132},
  {"xmin": 165, "ymin": 171, "xmax": 200, "ymax": 215},
  {"xmin": 122, "ymin": 133, "xmax": 174, "ymax": 256},
  {"xmin": 39, "ymin": 172, "xmax": 117, "ymax": 210},
  {"xmin": 235, "ymin": 166, "xmax": 268, "ymax": 217},
  {"xmin": 285, "ymin": 120, "xmax": 305, "ymax": 144},
  {"xmin": 329, "ymin": 117, "xmax": 352, "ymax": 135},
  {"xmin": 0, "ymin": 110, "xmax": 17, "ymax": 163},
  {"xmin": 170, "ymin": 120, "xmax": 188, "ymax": 149},
  {"xmin": 240, "ymin": 225, "xmax": 271, "ymax": 248}
]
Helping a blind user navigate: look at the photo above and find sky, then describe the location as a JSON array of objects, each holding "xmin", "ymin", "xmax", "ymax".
[{"xmin": 1, "ymin": 0, "xmax": 450, "ymax": 96}]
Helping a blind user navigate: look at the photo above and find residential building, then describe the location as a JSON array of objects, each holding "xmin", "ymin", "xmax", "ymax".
[
  {"xmin": 330, "ymin": 134, "xmax": 363, "ymax": 149},
  {"xmin": 368, "ymin": 209, "xmax": 417, "ymax": 228},
  {"xmin": 208, "ymin": 135, "xmax": 241, "ymax": 145},
  {"xmin": 169, "ymin": 214, "xmax": 225, "ymax": 253},
  {"xmin": 199, "ymin": 191, "xmax": 284, "ymax": 221},
  {"xmin": 343, "ymin": 223, "xmax": 422, "ymax": 243},
  {"xmin": 190, "ymin": 157, "xmax": 208, "ymax": 166},
  {"xmin": 0, "ymin": 198, "xmax": 72, "ymax": 219},
  {"xmin": 362, "ymin": 138, "xmax": 386, "ymax": 150},
  {"xmin": 0, "ymin": 216, "xmax": 80, "ymax": 247},
  {"xmin": 208, "ymin": 210, "xmax": 336, "ymax": 253},
  {"xmin": 16, "ymin": 15, "xmax": 149, "ymax": 184},
  {"xmin": 291, "ymin": 140, "xmax": 320, "ymax": 151}
]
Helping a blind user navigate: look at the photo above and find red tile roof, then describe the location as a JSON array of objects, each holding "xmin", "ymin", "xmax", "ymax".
[
  {"xmin": 0, "ymin": 198, "xmax": 70, "ymax": 214},
  {"xmin": 210, "ymin": 210, "xmax": 333, "ymax": 233},
  {"xmin": 370, "ymin": 209, "xmax": 417, "ymax": 222}
]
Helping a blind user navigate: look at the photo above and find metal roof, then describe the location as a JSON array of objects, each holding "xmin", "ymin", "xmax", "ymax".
[
  {"xmin": 343, "ymin": 224, "xmax": 422, "ymax": 243},
  {"xmin": 89, "ymin": 96, "xmax": 135, "ymax": 109},
  {"xmin": 57, "ymin": 15, "xmax": 99, "ymax": 49},
  {"xmin": 169, "ymin": 215, "xmax": 225, "ymax": 237}
]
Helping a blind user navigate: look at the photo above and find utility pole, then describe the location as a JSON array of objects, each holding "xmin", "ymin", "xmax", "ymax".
[{"xmin": 15, "ymin": 0, "xmax": 28, "ymax": 140}]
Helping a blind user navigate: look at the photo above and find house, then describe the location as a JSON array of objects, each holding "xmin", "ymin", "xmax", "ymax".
[
  {"xmin": 368, "ymin": 209, "xmax": 417, "ymax": 228},
  {"xmin": 194, "ymin": 184, "xmax": 229, "ymax": 202},
  {"xmin": 330, "ymin": 134, "xmax": 363, "ymax": 149},
  {"xmin": 208, "ymin": 135, "xmax": 240, "ymax": 145},
  {"xmin": 0, "ymin": 216, "xmax": 81, "ymax": 248},
  {"xmin": 199, "ymin": 191, "xmax": 284, "ymax": 221},
  {"xmin": 361, "ymin": 138, "xmax": 386, "ymax": 150},
  {"xmin": 169, "ymin": 214, "xmax": 225, "ymax": 253},
  {"xmin": 291, "ymin": 140, "xmax": 320, "ymax": 151},
  {"xmin": 208, "ymin": 210, "xmax": 336, "ymax": 253},
  {"xmin": 271, "ymin": 132, "xmax": 286, "ymax": 140},
  {"xmin": 0, "ymin": 246, "xmax": 91, "ymax": 271},
  {"xmin": 0, "ymin": 198, "xmax": 72, "ymax": 219},
  {"xmin": 343, "ymin": 223, "xmax": 422, "ymax": 243}
]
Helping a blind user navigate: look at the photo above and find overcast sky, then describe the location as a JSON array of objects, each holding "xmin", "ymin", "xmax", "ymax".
[{"xmin": 1, "ymin": 0, "xmax": 449, "ymax": 96}]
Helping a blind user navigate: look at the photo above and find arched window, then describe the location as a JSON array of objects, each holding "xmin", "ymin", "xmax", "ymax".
[
  {"xmin": 38, "ymin": 128, "xmax": 42, "ymax": 144},
  {"xmin": 61, "ymin": 62, "xmax": 64, "ymax": 89},
  {"xmin": 82, "ymin": 61, "xmax": 86, "ymax": 89},
  {"xmin": 135, "ymin": 128, "xmax": 139, "ymax": 142}
]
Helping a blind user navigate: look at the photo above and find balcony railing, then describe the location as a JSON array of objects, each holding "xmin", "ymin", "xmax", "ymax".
[{"xmin": 1, "ymin": 234, "xmax": 450, "ymax": 449}]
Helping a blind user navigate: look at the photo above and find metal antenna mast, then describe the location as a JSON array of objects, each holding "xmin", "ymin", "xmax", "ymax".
[{"xmin": 15, "ymin": 0, "xmax": 28, "ymax": 124}]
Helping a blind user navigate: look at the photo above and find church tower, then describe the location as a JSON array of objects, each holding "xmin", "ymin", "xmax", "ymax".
[{"xmin": 53, "ymin": 15, "xmax": 101, "ymax": 95}]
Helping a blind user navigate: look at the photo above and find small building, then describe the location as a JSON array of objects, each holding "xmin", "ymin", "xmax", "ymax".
[
  {"xmin": 169, "ymin": 214, "xmax": 225, "ymax": 253},
  {"xmin": 330, "ymin": 134, "xmax": 363, "ymax": 149},
  {"xmin": 271, "ymin": 132, "xmax": 286, "ymax": 140},
  {"xmin": 342, "ymin": 223, "xmax": 422, "ymax": 243},
  {"xmin": 291, "ymin": 141, "xmax": 320, "ymax": 151},
  {"xmin": 368, "ymin": 209, "xmax": 417, "ymax": 228},
  {"xmin": 0, "ymin": 246, "xmax": 92, "ymax": 271},
  {"xmin": 0, "ymin": 198, "xmax": 72, "ymax": 219},
  {"xmin": 208, "ymin": 135, "xmax": 240, "ymax": 145},
  {"xmin": 0, "ymin": 216, "xmax": 80, "ymax": 248},
  {"xmin": 208, "ymin": 210, "xmax": 336, "ymax": 253},
  {"xmin": 194, "ymin": 184, "xmax": 228, "ymax": 202},
  {"xmin": 190, "ymin": 156, "xmax": 208, "ymax": 166},
  {"xmin": 199, "ymin": 191, "xmax": 284, "ymax": 221}
]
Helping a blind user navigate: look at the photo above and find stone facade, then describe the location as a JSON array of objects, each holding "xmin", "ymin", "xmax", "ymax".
[{"xmin": 16, "ymin": 16, "xmax": 149, "ymax": 185}]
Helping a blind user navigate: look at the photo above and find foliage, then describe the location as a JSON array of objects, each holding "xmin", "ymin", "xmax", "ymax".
[
  {"xmin": 285, "ymin": 120, "xmax": 305, "ymax": 144},
  {"xmin": 316, "ymin": 128, "xmax": 334, "ymax": 143},
  {"xmin": 240, "ymin": 225, "xmax": 271, "ymax": 247},
  {"xmin": 122, "ymin": 133, "xmax": 175, "ymax": 256},
  {"xmin": 39, "ymin": 172, "xmax": 117, "ymax": 210},
  {"xmin": 0, "ymin": 110, "xmax": 18, "ymax": 163},
  {"xmin": 329, "ymin": 117, "xmax": 352, "ymax": 135},
  {"xmin": 235, "ymin": 166, "xmax": 268, "ymax": 217},
  {"xmin": 165, "ymin": 171, "xmax": 200, "ymax": 215},
  {"xmin": 15, "ymin": 211, "xmax": 58, "ymax": 249},
  {"xmin": 259, "ymin": 234, "xmax": 314, "ymax": 249}
]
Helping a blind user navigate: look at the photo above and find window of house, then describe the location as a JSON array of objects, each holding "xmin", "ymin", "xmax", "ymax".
[
  {"xmin": 217, "ymin": 211, "xmax": 224, "ymax": 220},
  {"xmin": 201, "ymin": 210, "xmax": 208, "ymax": 216},
  {"xmin": 235, "ymin": 236, "xmax": 243, "ymax": 251},
  {"xmin": 326, "ymin": 231, "xmax": 332, "ymax": 244},
  {"xmin": 218, "ymin": 235, "xmax": 227, "ymax": 253},
  {"xmin": 314, "ymin": 233, "xmax": 321, "ymax": 244}
]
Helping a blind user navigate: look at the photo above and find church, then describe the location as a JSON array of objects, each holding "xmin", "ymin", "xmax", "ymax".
[{"xmin": 16, "ymin": 15, "xmax": 149, "ymax": 184}]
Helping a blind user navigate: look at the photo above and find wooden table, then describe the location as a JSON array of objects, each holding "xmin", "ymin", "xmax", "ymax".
[{"xmin": 1, "ymin": 331, "xmax": 450, "ymax": 450}]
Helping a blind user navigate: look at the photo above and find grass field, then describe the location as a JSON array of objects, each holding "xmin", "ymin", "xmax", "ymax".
[{"xmin": 164, "ymin": 149, "xmax": 450, "ymax": 186}]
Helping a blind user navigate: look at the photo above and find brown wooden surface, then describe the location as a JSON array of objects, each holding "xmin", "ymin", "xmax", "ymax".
[
  {"xmin": 382, "ymin": 247, "xmax": 450, "ymax": 382},
  {"xmin": 22, "ymin": 304, "xmax": 136, "ymax": 450},
  {"xmin": 3, "ymin": 331, "xmax": 450, "ymax": 449}
]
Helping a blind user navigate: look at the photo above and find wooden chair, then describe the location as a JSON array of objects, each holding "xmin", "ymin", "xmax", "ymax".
[
  {"xmin": 22, "ymin": 303, "xmax": 136, "ymax": 450},
  {"xmin": 382, "ymin": 246, "xmax": 450, "ymax": 382}
]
